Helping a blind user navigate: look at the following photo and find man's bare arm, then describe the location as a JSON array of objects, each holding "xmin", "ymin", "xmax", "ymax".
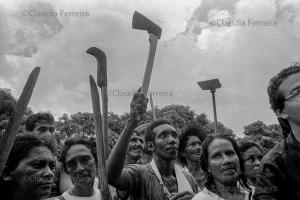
[{"xmin": 107, "ymin": 91, "xmax": 147, "ymax": 190}]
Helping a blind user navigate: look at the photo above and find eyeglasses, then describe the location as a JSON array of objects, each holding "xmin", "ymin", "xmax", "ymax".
[{"xmin": 285, "ymin": 88, "xmax": 300, "ymax": 102}]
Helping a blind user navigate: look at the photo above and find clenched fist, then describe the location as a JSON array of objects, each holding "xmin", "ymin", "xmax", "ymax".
[{"xmin": 129, "ymin": 88, "xmax": 148, "ymax": 124}]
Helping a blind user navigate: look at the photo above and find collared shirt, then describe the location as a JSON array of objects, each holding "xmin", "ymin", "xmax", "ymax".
[
  {"xmin": 253, "ymin": 133, "xmax": 300, "ymax": 200},
  {"xmin": 117, "ymin": 163, "xmax": 199, "ymax": 200}
]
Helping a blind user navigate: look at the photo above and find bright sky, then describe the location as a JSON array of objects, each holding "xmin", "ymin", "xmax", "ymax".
[{"xmin": 1, "ymin": 0, "xmax": 300, "ymax": 136}]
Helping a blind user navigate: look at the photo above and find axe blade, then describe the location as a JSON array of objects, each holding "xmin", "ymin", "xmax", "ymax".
[
  {"xmin": 87, "ymin": 47, "xmax": 107, "ymax": 87},
  {"xmin": 132, "ymin": 11, "xmax": 162, "ymax": 39}
]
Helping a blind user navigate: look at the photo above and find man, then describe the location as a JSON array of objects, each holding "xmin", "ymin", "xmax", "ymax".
[
  {"xmin": 46, "ymin": 137, "xmax": 101, "ymax": 200},
  {"xmin": 253, "ymin": 63, "xmax": 300, "ymax": 199},
  {"xmin": 25, "ymin": 112, "xmax": 73, "ymax": 196},
  {"xmin": 107, "ymin": 91, "xmax": 198, "ymax": 200},
  {"xmin": 125, "ymin": 127, "xmax": 145, "ymax": 165},
  {"xmin": 25, "ymin": 112, "xmax": 56, "ymax": 137},
  {"xmin": 112, "ymin": 124, "xmax": 146, "ymax": 200},
  {"xmin": 134, "ymin": 122, "xmax": 153, "ymax": 165},
  {"xmin": 178, "ymin": 125, "xmax": 206, "ymax": 189}
]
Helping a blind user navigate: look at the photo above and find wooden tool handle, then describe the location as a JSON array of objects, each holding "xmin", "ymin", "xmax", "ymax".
[
  {"xmin": 101, "ymin": 86, "xmax": 109, "ymax": 160},
  {"xmin": 0, "ymin": 67, "xmax": 40, "ymax": 176},
  {"xmin": 89, "ymin": 75, "xmax": 111, "ymax": 200},
  {"xmin": 141, "ymin": 33, "xmax": 159, "ymax": 96},
  {"xmin": 149, "ymin": 93, "xmax": 156, "ymax": 120}
]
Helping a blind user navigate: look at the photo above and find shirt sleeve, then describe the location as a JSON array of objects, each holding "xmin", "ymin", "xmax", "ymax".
[
  {"xmin": 253, "ymin": 162, "xmax": 281, "ymax": 200},
  {"xmin": 116, "ymin": 164, "xmax": 144, "ymax": 198}
]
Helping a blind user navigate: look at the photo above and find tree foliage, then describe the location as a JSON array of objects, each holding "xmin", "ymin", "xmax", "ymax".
[{"xmin": 243, "ymin": 120, "xmax": 283, "ymax": 150}]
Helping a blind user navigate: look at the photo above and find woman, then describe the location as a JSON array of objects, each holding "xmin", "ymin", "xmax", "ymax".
[
  {"xmin": 0, "ymin": 133, "xmax": 56, "ymax": 200},
  {"xmin": 192, "ymin": 134, "xmax": 252, "ymax": 200},
  {"xmin": 239, "ymin": 139, "xmax": 263, "ymax": 186}
]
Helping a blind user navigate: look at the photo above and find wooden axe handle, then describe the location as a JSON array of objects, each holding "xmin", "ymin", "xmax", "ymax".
[
  {"xmin": 141, "ymin": 33, "xmax": 159, "ymax": 96},
  {"xmin": 89, "ymin": 75, "xmax": 111, "ymax": 200},
  {"xmin": 0, "ymin": 67, "xmax": 40, "ymax": 176},
  {"xmin": 149, "ymin": 93, "xmax": 156, "ymax": 120}
]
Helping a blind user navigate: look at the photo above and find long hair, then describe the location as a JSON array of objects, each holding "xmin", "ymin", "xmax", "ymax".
[{"xmin": 200, "ymin": 134, "xmax": 252, "ymax": 198}]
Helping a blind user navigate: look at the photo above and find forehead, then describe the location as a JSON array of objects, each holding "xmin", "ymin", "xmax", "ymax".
[
  {"xmin": 66, "ymin": 144, "xmax": 93, "ymax": 161},
  {"xmin": 243, "ymin": 146, "xmax": 261, "ymax": 157},
  {"xmin": 131, "ymin": 132, "xmax": 143, "ymax": 138},
  {"xmin": 278, "ymin": 72, "xmax": 300, "ymax": 96},
  {"xmin": 186, "ymin": 135, "xmax": 201, "ymax": 144},
  {"xmin": 208, "ymin": 138, "xmax": 234, "ymax": 155},
  {"xmin": 20, "ymin": 146, "xmax": 54, "ymax": 164},
  {"xmin": 153, "ymin": 124, "xmax": 176, "ymax": 134}
]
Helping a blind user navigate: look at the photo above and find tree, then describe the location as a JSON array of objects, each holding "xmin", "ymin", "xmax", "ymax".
[{"xmin": 243, "ymin": 121, "xmax": 283, "ymax": 150}]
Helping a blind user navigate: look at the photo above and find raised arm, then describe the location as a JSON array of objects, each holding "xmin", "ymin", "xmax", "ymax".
[{"xmin": 107, "ymin": 91, "xmax": 147, "ymax": 190}]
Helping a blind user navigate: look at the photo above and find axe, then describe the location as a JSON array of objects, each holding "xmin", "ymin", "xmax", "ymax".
[
  {"xmin": 0, "ymin": 67, "xmax": 40, "ymax": 176},
  {"xmin": 149, "ymin": 93, "xmax": 156, "ymax": 120},
  {"xmin": 89, "ymin": 75, "xmax": 111, "ymax": 200},
  {"xmin": 132, "ymin": 11, "xmax": 162, "ymax": 96},
  {"xmin": 87, "ymin": 47, "xmax": 109, "ymax": 160}
]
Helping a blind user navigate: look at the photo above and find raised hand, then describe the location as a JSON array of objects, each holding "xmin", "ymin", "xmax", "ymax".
[{"xmin": 129, "ymin": 88, "xmax": 148, "ymax": 124}]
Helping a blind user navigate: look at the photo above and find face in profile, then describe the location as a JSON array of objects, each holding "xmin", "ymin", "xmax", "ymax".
[
  {"xmin": 243, "ymin": 146, "xmax": 262, "ymax": 182},
  {"xmin": 182, "ymin": 135, "xmax": 202, "ymax": 162},
  {"xmin": 207, "ymin": 138, "xmax": 240, "ymax": 185},
  {"xmin": 65, "ymin": 144, "xmax": 97, "ymax": 186},
  {"xmin": 127, "ymin": 132, "xmax": 145, "ymax": 160},
  {"xmin": 278, "ymin": 72, "xmax": 300, "ymax": 125},
  {"xmin": 9, "ymin": 146, "xmax": 55, "ymax": 199},
  {"xmin": 153, "ymin": 124, "xmax": 179, "ymax": 161}
]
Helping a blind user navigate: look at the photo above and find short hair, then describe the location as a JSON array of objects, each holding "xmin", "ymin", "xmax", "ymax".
[
  {"xmin": 200, "ymin": 134, "xmax": 251, "ymax": 193},
  {"xmin": 25, "ymin": 112, "xmax": 55, "ymax": 131},
  {"xmin": 267, "ymin": 62, "xmax": 300, "ymax": 113},
  {"xmin": 133, "ymin": 122, "xmax": 150, "ymax": 136},
  {"xmin": 238, "ymin": 139, "xmax": 262, "ymax": 156},
  {"xmin": 61, "ymin": 136, "xmax": 97, "ymax": 173},
  {"xmin": 178, "ymin": 125, "xmax": 207, "ymax": 165},
  {"xmin": 5, "ymin": 133, "xmax": 56, "ymax": 173},
  {"xmin": 144, "ymin": 118, "xmax": 172, "ymax": 143}
]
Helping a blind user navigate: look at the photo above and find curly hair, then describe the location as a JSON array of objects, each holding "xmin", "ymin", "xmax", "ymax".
[
  {"xmin": 144, "ymin": 118, "xmax": 172, "ymax": 143},
  {"xmin": 200, "ymin": 134, "xmax": 252, "ymax": 196},
  {"xmin": 25, "ymin": 112, "xmax": 55, "ymax": 132},
  {"xmin": 178, "ymin": 125, "xmax": 207, "ymax": 165},
  {"xmin": 60, "ymin": 136, "xmax": 97, "ymax": 173},
  {"xmin": 267, "ymin": 62, "xmax": 300, "ymax": 113}
]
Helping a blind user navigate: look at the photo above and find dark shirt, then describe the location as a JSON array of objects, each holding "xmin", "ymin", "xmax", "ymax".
[
  {"xmin": 49, "ymin": 159, "xmax": 61, "ymax": 197},
  {"xmin": 117, "ymin": 163, "xmax": 199, "ymax": 200},
  {"xmin": 253, "ymin": 133, "xmax": 300, "ymax": 200}
]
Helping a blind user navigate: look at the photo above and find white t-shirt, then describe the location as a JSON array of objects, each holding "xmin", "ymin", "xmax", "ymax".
[
  {"xmin": 61, "ymin": 189, "xmax": 101, "ymax": 200},
  {"xmin": 192, "ymin": 185, "xmax": 253, "ymax": 200}
]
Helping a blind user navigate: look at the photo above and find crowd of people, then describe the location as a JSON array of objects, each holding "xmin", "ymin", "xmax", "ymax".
[{"xmin": 1, "ymin": 63, "xmax": 300, "ymax": 200}]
